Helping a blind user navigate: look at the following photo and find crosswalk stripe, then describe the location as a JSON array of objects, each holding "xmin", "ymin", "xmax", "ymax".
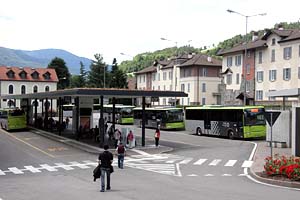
[
  {"xmin": 209, "ymin": 159, "xmax": 222, "ymax": 166},
  {"xmin": 69, "ymin": 162, "xmax": 90, "ymax": 169},
  {"xmin": 224, "ymin": 160, "xmax": 237, "ymax": 167},
  {"xmin": 8, "ymin": 167, "xmax": 24, "ymax": 174},
  {"xmin": 204, "ymin": 174, "xmax": 214, "ymax": 176},
  {"xmin": 178, "ymin": 158, "xmax": 193, "ymax": 164},
  {"xmin": 24, "ymin": 166, "xmax": 41, "ymax": 173},
  {"xmin": 55, "ymin": 163, "xmax": 74, "ymax": 170},
  {"xmin": 0, "ymin": 170, "xmax": 5, "ymax": 175},
  {"xmin": 40, "ymin": 164, "xmax": 58, "ymax": 172},
  {"xmin": 241, "ymin": 160, "xmax": 253, "ymax": 168},
  {"xmin": 193, "ymin": 159, "xmax": 207, "ymax": 165}
]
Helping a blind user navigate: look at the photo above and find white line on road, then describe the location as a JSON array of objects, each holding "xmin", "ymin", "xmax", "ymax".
[
  {"xmin": 178, "ymin": 158, "xmax": 193, "ymax": 164},
  {"xmin": 40, "ymin": 164, "xmax": 58, "ymax": 172},
  {"xmin": 193, "ymin": 159, "xmax": 207, "ymax": 165},
  {"xmin": 8, "ymin": 167, "xmax": 24, "ymax": 174},
  {"xmin": 0, "ymin": 170, "xmax": 5, "ymax": 175},
  {"xmin": 69, "ymin": 162, "xmax": 90, "ymax": 169},
  {"xmin": 224, "ymin": 160, "xmax": 237, "ymax": 167},
  {"xmin": 54, "ymin": 163, "xmax": 74, "ymax": 170},
  {"xmin": 24, "ymin": 166, "xmax": 41, "ymax": 173},
  {"xmin": 208, "ymin": 159, "xmax": 222, "ymax": 166},
  {"xmin": 241, "ymin": 160, "xmax": 253, "ymax": 168}
]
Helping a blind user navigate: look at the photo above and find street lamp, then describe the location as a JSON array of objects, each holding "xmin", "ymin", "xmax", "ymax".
[{"xmin": 227, "ymin": 9, "xmax": 266, "ymax": 105}]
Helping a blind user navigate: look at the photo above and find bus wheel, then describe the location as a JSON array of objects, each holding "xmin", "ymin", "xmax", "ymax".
[
  {"xmin": 196, "ymin": 127, "xmax": 202, "ymax": 136},
  {"xmin": 228, "ymin": 131, "xmax": 234, "ymax": 140}
]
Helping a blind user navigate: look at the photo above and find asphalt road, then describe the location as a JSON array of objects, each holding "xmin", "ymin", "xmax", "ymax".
[{"xmin": 0, "ymin": 127, "xmax": 299, "ymax": 200}]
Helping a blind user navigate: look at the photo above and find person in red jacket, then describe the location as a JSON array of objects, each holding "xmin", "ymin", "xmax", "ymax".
[{"xmin": 154, "ymin": 128, "xmax": 160, "ymax": 147}]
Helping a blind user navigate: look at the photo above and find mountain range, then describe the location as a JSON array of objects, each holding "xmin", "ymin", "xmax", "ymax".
[{"xmin": 0, "ymin": 47, "xmax": 92, "ymax": 75}]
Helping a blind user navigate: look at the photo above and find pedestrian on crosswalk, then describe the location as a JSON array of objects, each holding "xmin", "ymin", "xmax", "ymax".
[
  {"xmin": 154, "ymin": 128, "xmax": 160, "ymax": 147},
  {"xmin": 98, "ymin": 144, "xmax": 113, "ymax": 192},
  {"xmin": 116, "ymin": 142, "xmax": 126, "ymax": 169}
]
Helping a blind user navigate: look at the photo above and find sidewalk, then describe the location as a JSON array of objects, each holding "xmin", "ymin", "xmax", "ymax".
[{"xmin": 249, "ymin": 141, "xmax": 300, "ymax": 189}]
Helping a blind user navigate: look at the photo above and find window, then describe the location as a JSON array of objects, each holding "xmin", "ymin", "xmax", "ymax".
[
  {"xmin": 268, "ymin": 90, "xmax": 276, "ymax": 101},
  {"xmin": 163, "ymin": 72, "xmax": 167, "ymax": 80},
  {"xmin": 163, "ymin": 85, "xmax": 166, "ymax": 91},
  {"xmin": 43, "ymin": 72, "xmax": 50, "ymax": 80},
  {"xmin": 45, "ymin": 86, "xmax": 50, "ymax": 92},
  {"xmin": 21, "ymin": 85, "xmax": 26, "ymax": 94},
  {"xmin": 202, "ymin": 83, "xmax": 206, "ymax": 92},
  {"xmin": 202, "ymin": 98, "xmax": 206, "ymax": 105},
  {"xmin": 168, "ymin": 71, "xmax": 173, "ymax": 80},
  {"xmin": 200, "ymin": 68, "xmax": 207, "ymax": 77},
  {"xmin": 256, "ymin": 90, "xmax": 263, "ymax": 100},
  {"xmin": 272, "ymin": 38, "xmax": 276, "ymax": 45},
  {"xmin": 269, "ymin": 70, "xmax": 277, "ymax": 81},
  {"xmin": 271, "ymin": 49, "xmax": 275, "ymax": 62},
  {"xmin": 181, "ymin": 84, "xmax": 185, "ymax": 92},
  {"xmin": 246, "ymin": 81, "xmax": 250, "ymax": 92},
  {"xmin": 187, "ymin": 83, "xmax": 190, "ymax": 92},
  {"xmin": 7, "ymin": 71, "xmax": 15, "ymax": 78},
  {"xmin": 226, "ymin": 74, "xmax": 232, "ymax": 85},
  {"xmin": 158, "ymin": 73, "xmax": 160, "ymax": 81},
  {"xmin": 235, "ymin": 55, "xmax": 241, "ymax": 66},
  {"xmin": 163, "ymin": 98, "xmax": 166, "ymax": 105},
  {"xmin": 7, "ymin": 100, "xmax": 15, "ymax": 107},
  {"xmin": 152, "ymin": 73, "xmax": 156, "ymax": 81},
  {"xmin": 181, "ymin": 98, "xmax": 184, "ymax": 106},
  {"xmin": 170, "ymin": 85, "xmax": 172, "ymax": 91},
  {"xmin": 236, "ymin": 73, "xmax": 240, "ymax": 84},
  {"xmin": 246, "ymin": 64, "xmax": 250, "ymax": 74},
  {"xmin": 143, "ymin": 75, "xmax": 145, "ymax": 82},
  {"xmin": 227, "ymin": 57, "xmax": 232, "ymax": 67},
  {"xmin": 8, "ymin": 85, "xmax": 14, "ymax": 94},
  {"xmin": 283, "ymin": 47, "xmax": 292, "ymax": 60},
  {"xmin": 139, "ymin": 76, "xmax": 141, "ymax": 83},
  {"xmin": 187, "ymin": 98, "xmax": 190, "ymax": 105},
  {"xmin": 158, "ymin": 86, "xmax": 160, "ymax": 90},
  {"xmin": 182, "ymin": 68, "xmax": 191, "ymax": 77},
  {"xmin": 258, "ymin": 51, "xmax": 263, "ymax": 64},
  {"xmin": 283, "ymin": 68, "xmax": 291, "ymax": 81},
  {"xmin": 20, "ymin": 71, "xmax": 27, "ymax": 79},
  {"xmin": 33, "ymin": 85, "xmax": 38, "ymax": 93},
  {"xmin": 247, "ymin": 51, "xmax": 251, "ymax": 57},
  {"xmin": 31, "ymin": 72, "xmax": 39, "ymax": 79},
  {"xmin": 257, "ymin": 71, "xmax": 264, "ymax": 82},
  {"xmin": 153, "ymin": 86, "xmax": 155, "ymax": 90}
]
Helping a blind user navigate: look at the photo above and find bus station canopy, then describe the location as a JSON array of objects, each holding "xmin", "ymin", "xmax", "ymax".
[
  {"xmin": 266, "ymin": 88, "xmax": 300, "ymax": 97},
  {"xmin": 0, "ymin": 88, "xmax": 188, "ymax": 99}
]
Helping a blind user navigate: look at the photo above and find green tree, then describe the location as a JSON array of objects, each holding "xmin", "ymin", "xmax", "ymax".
[
  {"xmin": 48, "ymin": 57, "xmax": 71, "ymax": 89},
  {"xmin": 109, "ymin": 58, "xmax": 127, "ymax": 88},
  {"xmin": 70, "ymin": 62, "xmax": 88, "ymax": 88},
  {"xmin": 88, "ymin": 53, "xmax": 107, "ymax": 88}
]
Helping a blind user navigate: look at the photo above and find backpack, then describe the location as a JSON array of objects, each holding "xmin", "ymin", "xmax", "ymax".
[{"xmin": 117, "ymin": 145, "xmax": 125, "ymax": 154}]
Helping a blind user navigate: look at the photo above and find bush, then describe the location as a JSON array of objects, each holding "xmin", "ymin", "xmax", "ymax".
[{"xmin": 264, "ymin": 154, "xmax": 300, "ymax": 180}]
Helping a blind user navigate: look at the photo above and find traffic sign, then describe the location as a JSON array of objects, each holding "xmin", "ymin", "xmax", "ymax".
[{"xmin": 264, "ymin": 111, "xmax": 281, "ymax": 127}]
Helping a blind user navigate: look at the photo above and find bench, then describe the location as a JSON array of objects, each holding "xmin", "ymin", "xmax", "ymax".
[{"xmin": 266, "ymin": 140, "xmax": 287, "ymax": 148}]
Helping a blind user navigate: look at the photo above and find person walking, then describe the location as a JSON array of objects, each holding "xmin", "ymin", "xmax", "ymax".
[
  {"xmin": 127, "ymin": 130, "xmax": 134, "ymax": 149},
  {"xmin": 65, "ymin": 117, "xmax": 70, "ymax": 129},
  {"xmin": 154, "ymin": 128, "xmax": 160, "ymax": 147},
  {"xmin": 115, "ymin": 142, "xmax": 126, "ymax": 169},
  {"xmin": 114, "ymin": 129, "xmax": 122, "ymax": 148},
  {"xmin": 98, "ymin": 144, "xmax": 114, "ymax": 192}
]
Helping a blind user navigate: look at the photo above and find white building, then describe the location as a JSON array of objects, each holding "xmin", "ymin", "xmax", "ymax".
[
  {"xmin": 136, "ymin": 54, "xmax": 222, "ymax": 106},
  {"xmin": 0, "ymin": 66, "xmax": 58, "ymax": 112}
]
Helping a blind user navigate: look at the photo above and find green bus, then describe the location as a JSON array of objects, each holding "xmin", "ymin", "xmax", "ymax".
[
  {"xmin": 185, "ymin": 105, "xmax": 266, "ymax": 139},
  {"xmin": 133, "ymin": 107, "xmax": 185, "ymax": 130},
  {"xmin": 0, "ymin": 108, "xmax": 27, "ymax": 131},
  {"xmin": 93, "ymin": 104, "xmax": 135, "ymax": 124}
]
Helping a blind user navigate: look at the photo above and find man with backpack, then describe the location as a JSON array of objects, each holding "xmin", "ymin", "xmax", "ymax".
[{"xmin": 115, "ymin": 142, "xmax": 126, "ymax": 169}]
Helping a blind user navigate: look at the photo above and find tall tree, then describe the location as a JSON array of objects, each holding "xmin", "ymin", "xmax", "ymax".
[
  {"xmin": 109, "ymin": 58, "xmax": 127, "ymax": 88},
  {"xmin": 88, "ymin": 54, "xmax": 107, "ymax": 88},
  {"xmin": 48, "ymin": 57, "xmax": 71, "ymax": 89}
]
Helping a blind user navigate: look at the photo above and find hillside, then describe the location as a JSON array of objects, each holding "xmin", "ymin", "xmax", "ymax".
[{"xmin": 0, "ymin": 47, "xmax": 92, "ymax": 74}]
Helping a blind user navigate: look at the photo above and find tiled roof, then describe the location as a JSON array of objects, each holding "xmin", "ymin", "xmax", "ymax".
[
  {"xmin": 0, "ymin": 66, "xmax": 58, "ymax": 82},
  {"xmin": 278, "ymin": 29, "xmax": 300, "ymax": 43},
  {"xmin": 217, "ymin": 39, "xmax": 267, "ymax": 56},
  {"xmin": 179, "ymin": 54, "xmax": 222, "ymax": 67},
  {"xmin": 135, "ymin": 66, "xmax": 156, "ymax": 75}
]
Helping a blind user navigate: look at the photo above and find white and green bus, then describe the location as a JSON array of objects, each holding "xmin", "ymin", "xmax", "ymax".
[
  {"xmin": 185, "ymin": 105, "xmax": 266, "ymax": 139},
  {"xmin": 0, "ymin": 108, "xmax": 27, "ymax": 131},
  {"xmin": 93, "ymin": 104, "xmax": 135, "ymax": 124},
  {"xmin": 133, "ymin": 107, "xmax": 185, "ymax": 130}
]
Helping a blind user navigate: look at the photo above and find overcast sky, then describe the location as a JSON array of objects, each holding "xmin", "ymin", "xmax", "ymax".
[{"xmin": 0, "ymin": 0, "xmax": 299, "ymax": 64}]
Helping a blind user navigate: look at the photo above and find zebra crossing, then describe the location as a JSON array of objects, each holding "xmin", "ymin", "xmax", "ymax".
[{"xmin": 0, "ymin": 153, "xmax": 253, "ymax": 177}]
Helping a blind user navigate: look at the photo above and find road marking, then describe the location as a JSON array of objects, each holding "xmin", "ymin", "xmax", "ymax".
[
  {"xmin": 193, "ymin": 159, "xmax": 207, "ymax": 165},
  {"xmin": 224, "ymin": 160, "xmax": 237, "ymax": 167},
  {"xmin": 55, "ymin": 163, "xmax": 74, "ymax": 170},
  {"xmin": 241, "ymin": 160, "xmax": 253, "ymax": 168},
  {"xmin": 222, "ymin": 174, "xmax": 232, "ymax": 176},
  {"xmin": 24, "ymin": 166, "xmax": 41, "ymax": 173},
  {"xmin": 40, "ymin": 164, "xmax": 58, "ymax": 172},
  {"xmin": 178, "ymin": 158, "xmax": 193, "ymax": 164},
  {"xmin": 204, "ymin": 174, "xmax": 214, "ymax": 176},
  {"xmin": 0, "ymin": 170, "xmax": 6, "ymax": 175},
  {"xmin": 69, "ymin": 162, "xmax": 90, "ymax": 169},
  {"xmin": 187, "ymin": 174, "xmax": 198, "ymax": 176},
  {"xmin": 208, "ymin": 159, "xmax": 222, "ymax": 166},
  {"xmin": 8, "ymin": 167, "xmax": 24, "ymax": 174},
  {"xmin": 2, "ymin": 131, "xmax": 55, "ymax": 158}
]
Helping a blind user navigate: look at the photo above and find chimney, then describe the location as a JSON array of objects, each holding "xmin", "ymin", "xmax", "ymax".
[
  {"xmin": 188, "ymin": 53, "xmax": 193, "ymax": 59},
  {"xmin": 277, "ymin": 24, "xmax": 284, "ymax": 30},
  {"xmin": 207, "ymin": 56, "xmax": 212, "ymax": 62},
  {"xmin": 252, "ymin": 31, "xmax": 259, "ymax": 41}
]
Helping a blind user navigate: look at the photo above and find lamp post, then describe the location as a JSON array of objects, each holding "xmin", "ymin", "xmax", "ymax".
[
  {"xmin": 227, "ymin": 9, "xmax": 266, "ymax": 105},
  {"xmin": 160, "ymin": 37, "xmax": 178, "ymax": 106}
]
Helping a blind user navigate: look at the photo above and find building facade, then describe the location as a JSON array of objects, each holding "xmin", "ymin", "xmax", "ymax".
[
  {"xmin": 0, "ymin": 66, "xmax": 58, "ymax": 112},
  {"xmin": 136, "ymin": 54, "xmax": 222, "ymax": 106}
]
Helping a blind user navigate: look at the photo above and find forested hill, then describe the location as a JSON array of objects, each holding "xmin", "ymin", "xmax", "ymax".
[{"xmin": 119, "ymin": 21, "xmax": 300, "ymax": 73}]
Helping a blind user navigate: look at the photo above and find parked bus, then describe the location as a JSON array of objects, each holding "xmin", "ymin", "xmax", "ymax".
[
  {"xmin": 133, "ymin": 107, "xmax": 185, "ymax": 130},
  {"xmin": 63, "ymin": 104, "xmax": 74, "ymax": 118},
  {"xmin": 185, "ymin": 105, "xmax": 266, "ymax": 139},
  {"xmin": 93, "ymin": 104, "xmax": 135, "ymax": 124},
  {"xmin": 0, "ymin": 108, "xmax": 27, "ymax": 131}
]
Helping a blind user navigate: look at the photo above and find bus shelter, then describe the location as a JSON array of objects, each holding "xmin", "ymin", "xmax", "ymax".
[{"xmin": 0, "ymin": 88, "xmax": 187, "ymax": 147}]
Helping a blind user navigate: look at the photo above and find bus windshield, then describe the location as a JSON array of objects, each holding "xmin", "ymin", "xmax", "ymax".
[
  {"xmin": 244, "ymin": 108, "xmax": 265, "ymax": 126},
  {"xmin": 165, "ymin": 109, "xmax": 183, "ymax": 122},
  {"xmin": 120, "ymin": 108, "xmax": 133, "ymax": 118}
]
